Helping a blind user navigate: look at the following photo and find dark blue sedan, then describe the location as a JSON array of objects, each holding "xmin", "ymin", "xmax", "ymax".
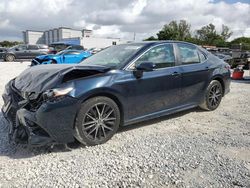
[{"xmin": 2, "ymin": 41, "xmax": 230, "ymax": 146}]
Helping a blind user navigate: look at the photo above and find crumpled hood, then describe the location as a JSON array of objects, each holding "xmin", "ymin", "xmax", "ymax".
[{"xmin": 14, "ymin": 64, "xmax": 110, "ymax": 93}]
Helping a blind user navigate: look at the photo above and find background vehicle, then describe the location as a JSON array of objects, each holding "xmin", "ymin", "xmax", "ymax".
[
  {"xmin": 31, "ymin": 50, "xmax": 92, "ymax": 66},
  {"xmin": 49, "ymin": 42, "xmax": 84, "ymax": 54},
  {"xmin": 213, "ymin": 52, "xmax": 233, "ymax": 64},
  {"xmin": 2, "ymin": 41, "xmax": 230, "ymax": 147},
  {"xmin": 88, "ymin": 47, "xmax": 104, "ymax": 54},
  {"xmin": 0, "ymin": 47, "xmax": 7, "ymax": 59},
  {"xmin": 230, "ymin": 51, "xmax": 250, "ymax": 69},
  {"xmin": 3, "ymin": 44, "xmax": 50, "ymax": 61}
]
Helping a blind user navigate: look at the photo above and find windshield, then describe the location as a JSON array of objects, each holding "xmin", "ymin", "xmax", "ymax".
[
  {"xmin": 9, "ymin": 45, "xmax": 19, "ymax": 50},
  {"xmin": 80, "ymin": 44, "xmax": 144, "ymax": 69}
]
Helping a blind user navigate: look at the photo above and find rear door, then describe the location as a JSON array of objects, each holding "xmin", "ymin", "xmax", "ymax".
[
  {"xmin": 14, "ymin": 45, "xmax": 28, "ymax": 59},
  {"xmin": 176, "ymin": 43, "xmax": 212, "ymax": 105}
]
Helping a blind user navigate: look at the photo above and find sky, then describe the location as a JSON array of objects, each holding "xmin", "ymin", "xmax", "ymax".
[{"xmin": 0, "ymin": 0, "xmax": 249, "ymax": 42}]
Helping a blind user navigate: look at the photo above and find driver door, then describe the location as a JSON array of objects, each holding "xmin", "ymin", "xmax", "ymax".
[{"xmin": 62, "ymin": 51, "xmax": 81, "ymax": 64}]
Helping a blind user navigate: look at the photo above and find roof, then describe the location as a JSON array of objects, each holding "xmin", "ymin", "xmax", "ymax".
[{"xmin": 126, "ymin": 40, "xmax": 199, "ymax": 47}]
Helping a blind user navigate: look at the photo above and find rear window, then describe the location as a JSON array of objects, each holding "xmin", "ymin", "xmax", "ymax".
[
  {"xmin": 49, "ymin": 44, "xmax": 68, "ymax": 51},
  {"xmin": 177, "ymin": 43, "xmax": 200, "ymax": 65}
]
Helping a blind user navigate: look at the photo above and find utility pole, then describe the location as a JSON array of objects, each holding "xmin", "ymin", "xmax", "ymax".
[{"xmin": 133, "ymin": 32, "xmax": 136, "ymax": 41}]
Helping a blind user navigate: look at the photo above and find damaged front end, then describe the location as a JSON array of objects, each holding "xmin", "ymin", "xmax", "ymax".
[
  {"xmin": 2, "ymin": 64, "xmax": 110, "ymax": 146},
  {"xmin": 2, "ymin": 80, "xmax": 50, "ymax": 145},
  {"xmin": 2, "ymin": 80, "xmax": 78, "ymax": 146}
]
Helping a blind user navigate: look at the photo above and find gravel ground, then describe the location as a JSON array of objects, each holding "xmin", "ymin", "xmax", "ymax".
[{"xmin": 0, "ymin": 62, "xmax": 249, "ymax": 187}]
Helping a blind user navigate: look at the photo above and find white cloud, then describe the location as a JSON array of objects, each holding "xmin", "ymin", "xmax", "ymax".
[
  {"xmin": 0, "ymin": 19, "xmax": 10, "ymax": 28},
  {"xmin": 0, "ymin": 0, "xmax": 249, "ymax": 41}
]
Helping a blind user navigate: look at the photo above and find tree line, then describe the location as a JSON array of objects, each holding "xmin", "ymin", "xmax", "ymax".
[
  {"xmin": 145, "ymin": 20, "xmax": 250, "ymax": 50},
  {"xmin": 0, "ymin": 41, "xmax": 22, "ymax": 48}
]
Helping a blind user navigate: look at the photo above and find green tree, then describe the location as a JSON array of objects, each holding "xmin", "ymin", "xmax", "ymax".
[
  {"xmin": 195, "ymin": 23, "xmax": 233, "ymax": 46},
  {"xmin": 156, "ymin": 20, "xmax": 191, "ymax": 41},
  {"xmin": 221, "ymin": 25, "xmax": 233, "ymax": 41},
  {"xmin": 0, "ymin": 40, "xmax": 22, "ymax": 47},
  {"xmin": 230, "ymin": 37, "xmax": 250, "ymax": 50},
  {"xmin": 144, "ymin": 36, "xmax": 158, "ymax": 41},
  {"xmin": 196, "ymin": 23, "xmax": 219, "ymax": 45}
]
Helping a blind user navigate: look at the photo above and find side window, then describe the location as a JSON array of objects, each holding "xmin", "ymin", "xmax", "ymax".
[
  {"xmin": 28, "ymin": 45, "xmax": 39, "ymax": 50},
  {"xmin": 198, "ymin": 50, "xmax": 207, "ymax": 62},
  {"xmin": 135, "ymin": 44, "xmax": 175, "ymax": 69},
  {"xmin": 18, "ymin": 45, "xmax": 27, "ymax": 51},
  {"xmin": 177, "ymin": 43, "xmax": 200, "ymax": 65}
]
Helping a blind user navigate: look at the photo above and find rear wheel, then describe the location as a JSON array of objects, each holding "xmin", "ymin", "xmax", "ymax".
[
  {"xmin": 199, "ymin": 80, "xmax": 223, "ymax": 111},
  {"xmin": 5, "ymin": 54, "xmax": 15, "ymax": 62},
  {"xmin": 74, "ymin": 97, "xmax": 120, "ymax": 146}
]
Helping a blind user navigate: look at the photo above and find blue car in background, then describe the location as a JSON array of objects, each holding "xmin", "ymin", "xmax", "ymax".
[{"xmin": 31, "ymin": 50, "xmax": 91, "ymax": 66}]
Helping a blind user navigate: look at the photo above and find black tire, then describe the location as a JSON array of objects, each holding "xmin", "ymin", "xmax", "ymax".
[
  {"xmin": 199, "ymin": 80, "xmax": 223, "ymax": 111},
  {"xmin": 74, "ymin": 96, "xmax": 120, "ymax": 146},
  {"xmin": 5, "ymin": 54, "xmax": 15, "ymax": 62}
]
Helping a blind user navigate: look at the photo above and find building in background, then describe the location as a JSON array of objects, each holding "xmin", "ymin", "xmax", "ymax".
[
  {"xmin": 23, "ymin": 27, "xmax": 127, "ymax": 49},
  {"xmin": 23, "ymin": 30, "xmax": 44, "ymax": 44}
]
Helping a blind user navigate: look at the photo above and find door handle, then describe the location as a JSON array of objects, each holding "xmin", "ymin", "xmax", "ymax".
[{"xmin": 171, "ymin": 72, "xmax": 181, "ymax": 76}]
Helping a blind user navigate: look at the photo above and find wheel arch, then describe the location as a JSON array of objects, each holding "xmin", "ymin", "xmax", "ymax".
[
  {"xmin": 5, "ymin": 53, "xmax": 16, "ymax": 60},
  {"xmin": 211, "ymin": 76, "xmax": 225, "ymax": 96},
  {"xmin": 79, "ymin": 91, "xmax": 124, "ymax": 126},
  {"xmin": 51, "ymin": 58, "xmax": 58, "ymax": 64}
]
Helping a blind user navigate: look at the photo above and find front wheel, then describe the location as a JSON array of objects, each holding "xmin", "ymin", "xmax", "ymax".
[
  {"xmin": 74, "ymin": 97, "xmax": 120, "ymax": 146},
  {"xmin": 5, "ymin": 54, "xmax": 15, "ymax": 62},
  {"xmin": 199, "ymin": 80, "xmax": 223, "ymax": 111}
]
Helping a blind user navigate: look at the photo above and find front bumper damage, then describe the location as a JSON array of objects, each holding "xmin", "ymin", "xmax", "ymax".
[
  {"xmin": 2, "ymin": 80, "xmax": 79, "ymax": 146},
  {"xmin": 31, "ymin": 58, "xmax": 51, "ymax": 66}
]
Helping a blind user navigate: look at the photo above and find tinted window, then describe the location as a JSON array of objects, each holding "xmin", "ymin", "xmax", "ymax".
[
  {"xmin": 71, "ymin": 46, "xmax": 84, "ymax": 50},
  {"xmin": 28, "ymin": 45, "xmax": 39, "ymax": 50},
  {"xmin": 80, "ymin": 44, "xmax": 144, "ymax": 69},
  {"xmin": 198, "ymin": 51, "xmax": 207, "ymax": 62},
  {"xmin": 16, "ymin": 45, "xmax": 27, "ymax": 51},
  {"xmin": 135, "ymin": 44, "xmax": 175, "ymax": 69},
  {"xmin": 49, "ymin": 44, "xmax": 68, "ymax": 51},
  {"xmin": 177, "ymin": 43, "xmax": 200, "ymax": 64}
]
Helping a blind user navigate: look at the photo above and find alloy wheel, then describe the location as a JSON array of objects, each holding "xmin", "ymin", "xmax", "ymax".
[
  {"xmin": 208, "ymin": 83, "xmax": 222, "ymax": 108},
  {"xmin": 6, "ymin": 55, "xmax": 14, "ymax": 62},
  {"xmin": 82, "ymin": 103, "xmax": 116, "ymax": 141}
]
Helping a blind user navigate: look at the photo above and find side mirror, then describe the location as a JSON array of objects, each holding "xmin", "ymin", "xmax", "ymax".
[
  {"xmin": 133, "ymin": 62, "xmax": 155, "ymax": 79},
  {"xmin": 15, "ymin": 48, "xmax": 19, "ymax": 51},
  {"xmin": 136, "ymin": 62, "xmax": 155, "ymax": 71}
]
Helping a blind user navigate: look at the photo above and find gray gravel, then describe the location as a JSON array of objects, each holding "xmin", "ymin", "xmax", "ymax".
[{"xmin": 0, "ymin": 62, "xmax": 249, "ymax": 187}]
